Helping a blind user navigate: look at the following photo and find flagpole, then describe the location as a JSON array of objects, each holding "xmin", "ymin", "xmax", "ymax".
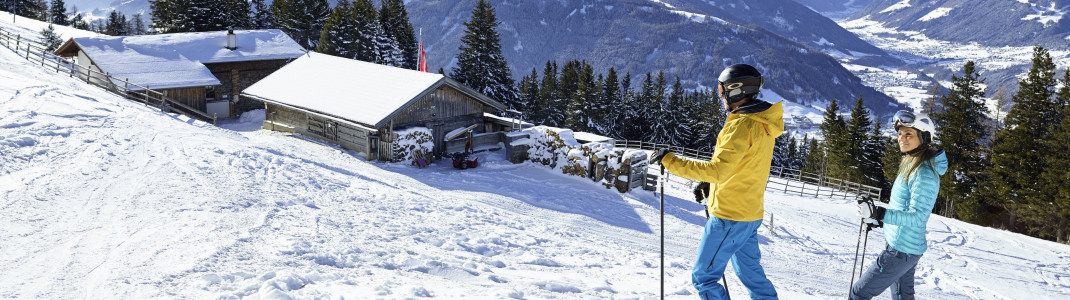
[{"xmin": 419, "ymin": 28, "xmax": 423, "ymax": 72}]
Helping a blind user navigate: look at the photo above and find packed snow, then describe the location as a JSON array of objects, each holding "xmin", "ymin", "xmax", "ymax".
[
  {"xmin": 879, "ymin": 0, "xmax": 912, "ymax": 14},
  {"xmin": 2, "ymin": 12, "xmax": 1070, "ymax": 300},
  {"xmin": 918, "ymin": 7, "xmax": 954, "ymax": 22}
]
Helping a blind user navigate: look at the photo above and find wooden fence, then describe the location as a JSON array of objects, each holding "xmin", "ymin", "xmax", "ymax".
[
  {"xmin": 0, "ymin": 28, "xmax": 218, "ymax": 124},
  {"xmin": 615, "ymin": 140, "xmax": 881, "ymax": 200}
]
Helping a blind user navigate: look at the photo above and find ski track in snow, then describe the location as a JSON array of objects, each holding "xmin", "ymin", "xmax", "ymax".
[{"xmin": 2, "ymin": 13, "xmax": 1070, "ymax": 299}]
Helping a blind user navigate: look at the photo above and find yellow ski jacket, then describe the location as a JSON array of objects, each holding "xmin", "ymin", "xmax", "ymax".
[{"xmin": 662, "ymin": 101, "xmax": 784, "ymax": 221}]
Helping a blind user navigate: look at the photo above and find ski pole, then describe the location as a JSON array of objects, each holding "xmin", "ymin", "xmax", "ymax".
[
  {"xmin": 848, "ymin": 218, "xmax": 865, "ymax": 296},
  {"xmin": 660, "ymin": 164, "xmax": 665, "ymax": 300}
]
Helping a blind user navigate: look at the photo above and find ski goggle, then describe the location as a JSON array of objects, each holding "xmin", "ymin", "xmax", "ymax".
[{"xmin": 892, "ymin": 110, "xmax": 916, "ymax": 128}]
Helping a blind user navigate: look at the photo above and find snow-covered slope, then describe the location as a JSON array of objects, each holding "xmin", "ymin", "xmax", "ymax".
[{"xmin": 2, "ymin": 14, "xmax": 1069, "ymax": 299}]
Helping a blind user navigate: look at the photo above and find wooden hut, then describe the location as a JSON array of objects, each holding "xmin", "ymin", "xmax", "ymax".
[
  {"xmin": 54, "ymin": 29, "xmax": 305, "ymax": 118},
  {"xmin": 242, "ymin": 52, "xmax": 510, "ymax": 161}
]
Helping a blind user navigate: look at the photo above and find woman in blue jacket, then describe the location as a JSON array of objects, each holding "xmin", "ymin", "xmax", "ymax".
[{"xmin": 852, "ymin": 110, "xmax": 948, "ymax": 300}]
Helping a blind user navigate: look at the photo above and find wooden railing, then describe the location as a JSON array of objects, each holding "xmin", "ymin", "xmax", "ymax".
[
  {"xmin": 0, "ymin": 28, "xmax": 218, "ymax": 124},
  {"xmin": 615, "ymin": 140, "xmax": 881, "ymax": 200}
]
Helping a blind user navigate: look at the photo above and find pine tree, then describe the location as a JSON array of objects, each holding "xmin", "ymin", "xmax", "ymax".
[
  {"xmin": 802, "ymin": 138, "xmax": 825, "ymax": 182},
  {"xmin": 48, "ymin": 0, "xmax": 66, "ymax": 25},
  {"xmin": 921, "ymin": 81, "xmax": 941, "ymax": 116},
  {"xmin": 819, "ymin": 98, "xmax": 849, "ymax": 179},
  {"xmin": 986, "ymin": 46, "xmax": 1059, "ymax": 234},
  {"xmin": 537, "ymin": 61, "xmax": 561, "ymax": 126},
  {"xmin": 561, "ymin": 60, "xmax": 583, "ymax": 131},
  {"xmin": 844, "ymin": 96, "xmax": 882, "ymax": 188},
  {"xmin": 129, "ymin": 13, "xmax": 146, "ymax": 35},
  {"xmin": 225, "ymin": 0, "xmax": 253, "ymax": 29},
  {"xmin": 516, "ymin": 68, "xmax": 539, "ymax": 116},
  {"xmin": 349, "ymin": 0, "xmax": 383, "ymax": 63},
  {"xmin": 933, "ymin": 61, "xmax": 992, "ymax": 222},
  {"xmin": 600, "ymin": 68, "xmax": 623, "ymax": 137},
  {"xmin": 1040, "ymin": 72, "xmax": 1070, "ymax": 243},
  {"xmin": 665, "ymin": 76, "xmax": 692, "ymax": 147},
  {"xmin": 70, "ymin": 11, "xmax": 87, "ymax": 30},
  {"xmin": 272, "ymin": 0, "xmax": 330, "ymax": 49},
  {"xmin": 575, "ymin": 63, "xmax": 600, "ymax": 132},
  {"xmin": 688, "ymin": 89, "xmax": 725, "ymax": 153},
  {"xmin": 39, "ymin": 23, "xmax": 62, "ymax": 51},
  {"xmin": 587, "ymin": 71, "xmax": 610, "ymax": 135},
  {"xmin": 881, "ymin": 136, "xmax": 900, "ymax": 200},
  {"xmin": 449, "ymin": 0, "xmax": 518, "ymax": 108},
  {"xmin": 379, "ymin": 0, "xmax": 417, "ymax": 70},
  {"xmin": 773, "ymin": 133, "xmax": 791, "ymax": 168},
  {"xmin": 251, "ymin": 0, "xmax": 271, "ymax": 29},
  {"xmin": 864, "ymin": 123, "xmax": 889, "ymax": 198},
  {"xmin": 105, "ymin": 10, "xmax": 129, "ymax": 36},
  {"xmin": 638, "ymin": 73, "xmax": 660, "ymax": 143},
  {"xmin": 3, "ymin": 0, "xmax": 41, "ymax": 19},
  {"xmin": 69, "ymin": 5, "xmax": 87, "ymax": 30},
  {"xmin": 316, "ymin": 1, "xmax": 357, "ymax": 58}
]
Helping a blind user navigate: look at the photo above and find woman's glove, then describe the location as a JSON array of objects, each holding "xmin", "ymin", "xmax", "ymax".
[{"xmin": 857, "ymin": 197, "xmax": 886, "ymax": 226}]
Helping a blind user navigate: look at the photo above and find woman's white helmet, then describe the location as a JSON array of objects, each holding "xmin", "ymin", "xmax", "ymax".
[{"xmin": 892, "ymin": 110, "xmax": 937, "ymax": 144}]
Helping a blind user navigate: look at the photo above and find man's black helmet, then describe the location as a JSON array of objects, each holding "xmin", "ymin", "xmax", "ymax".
[{"xmin": 718, "ymin": 64, "xmax": 764, "ymax": 104}]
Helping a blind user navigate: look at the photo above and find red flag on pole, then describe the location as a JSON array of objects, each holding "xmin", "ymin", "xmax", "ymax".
[{"xmin": 419, "ymin": 44, "xmax": 429, "ymax": 72}]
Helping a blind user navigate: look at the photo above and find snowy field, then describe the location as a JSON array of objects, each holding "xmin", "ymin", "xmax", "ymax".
[{"xmin": 2, "ymin": 14, "xmax": 1070, "ymax": 299}]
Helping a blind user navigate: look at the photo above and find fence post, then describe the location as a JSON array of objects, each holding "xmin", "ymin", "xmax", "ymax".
[
  {"xmin": 815, "ymin": 174, "xmax": 821, "ymax": 197},
  {"xmin": 769, "ymin": 213, "xmax": 776, "ymax": 236}
]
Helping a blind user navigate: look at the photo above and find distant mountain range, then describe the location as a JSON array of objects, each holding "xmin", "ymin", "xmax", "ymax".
[
  {"xmin": 850, "ymin": 0, "xmax": 1070, "ymax": 48},
  {"xmin": 794, "ymin": 0, "xmax": 874, "ymax": 20},
  {"xmin": 408, "ymin": 0, "xmax": 903, "ymax": 115}
]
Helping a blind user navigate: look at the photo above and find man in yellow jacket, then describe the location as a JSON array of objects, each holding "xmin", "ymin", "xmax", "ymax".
[{"xmin": 651, "ymin": 64, "xmax": 784, "ymax": 300}]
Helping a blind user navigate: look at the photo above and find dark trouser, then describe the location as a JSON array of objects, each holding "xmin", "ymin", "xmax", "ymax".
[
  {"xmin": 692, "ymin": 217, "xmax": 777, "ymax": 300},
  {"xmin": 850, "ymin": 244, "xmax": 922, "ymax": 300}
]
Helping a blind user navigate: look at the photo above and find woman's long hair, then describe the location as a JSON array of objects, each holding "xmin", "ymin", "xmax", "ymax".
[{"xmin": 898, "ymin": 143, "xmax": 941, "ymax": 180}]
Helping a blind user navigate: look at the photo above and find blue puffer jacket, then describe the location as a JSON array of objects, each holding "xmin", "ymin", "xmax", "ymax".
[{"xmin": 883, "ymin": 150, "xmax": 948, "ymax": 255}]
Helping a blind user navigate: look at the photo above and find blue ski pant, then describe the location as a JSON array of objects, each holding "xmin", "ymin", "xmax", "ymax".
[
  {"xmin": 693, "ymin": 217, "xmax": 777, "ymax": 300},
  {"xmin": 850, "ymin": 244, "xmax": 923, "ymax": 300}
]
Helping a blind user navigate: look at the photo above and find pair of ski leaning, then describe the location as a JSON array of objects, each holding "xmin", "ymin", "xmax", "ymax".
[{"xmin": 649, "ymin": 64, "xmax": 947, "ymax": 299}]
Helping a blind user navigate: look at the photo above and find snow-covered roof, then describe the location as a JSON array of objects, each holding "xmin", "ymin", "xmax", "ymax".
[
  {"xmin": 243, "ymin": 52, "xmax": 505, "ymax": 128},
  {"xmin": 57, "ymin": 29, "xmax": 305, "ymax": 91},
  {"xmin": 572, "ymin": 131, "xmax": 613, "ymax": 143}
]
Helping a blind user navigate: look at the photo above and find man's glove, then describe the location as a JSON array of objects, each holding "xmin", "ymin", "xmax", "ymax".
[
  {"xmin": 693, "ymin": 182, "xmax": 710, "ymax": 204},
  {"xmin": 649, "ymin": 149, "xmax": 670, "ymax": 165},
  {"xmin": 857, "ymin": 197, "xmax": 886, "ymax": 226}
]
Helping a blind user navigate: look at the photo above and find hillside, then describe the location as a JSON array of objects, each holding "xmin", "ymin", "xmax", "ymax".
[
  {"xmin": 3, "ymin": 12, "xmax": 1069, "ymax": 300},
  {"xmin": 407, "ymin": 0, "xmax": 903, "ymax": 115}
]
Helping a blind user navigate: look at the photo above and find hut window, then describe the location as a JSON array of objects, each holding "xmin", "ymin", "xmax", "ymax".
[{"xmin": 206, "ymin": 86, "xmax": 216, "ymax": 101}]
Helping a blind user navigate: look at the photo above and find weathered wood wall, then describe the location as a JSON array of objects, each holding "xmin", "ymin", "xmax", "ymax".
[
  {"xmin": 389, "ymin": 85, "xmax": 491, "ymax": 157},
  {"xmin": 264, "ymin": 103, "xmax": 373, "ymax": 158},
  {"xmin": 206, "ymin": 59, "xmax": 290, "ymax": 116},
  {"xmin": 162, "ymin": 87, "xmax": 208, "ymax": 112}
]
